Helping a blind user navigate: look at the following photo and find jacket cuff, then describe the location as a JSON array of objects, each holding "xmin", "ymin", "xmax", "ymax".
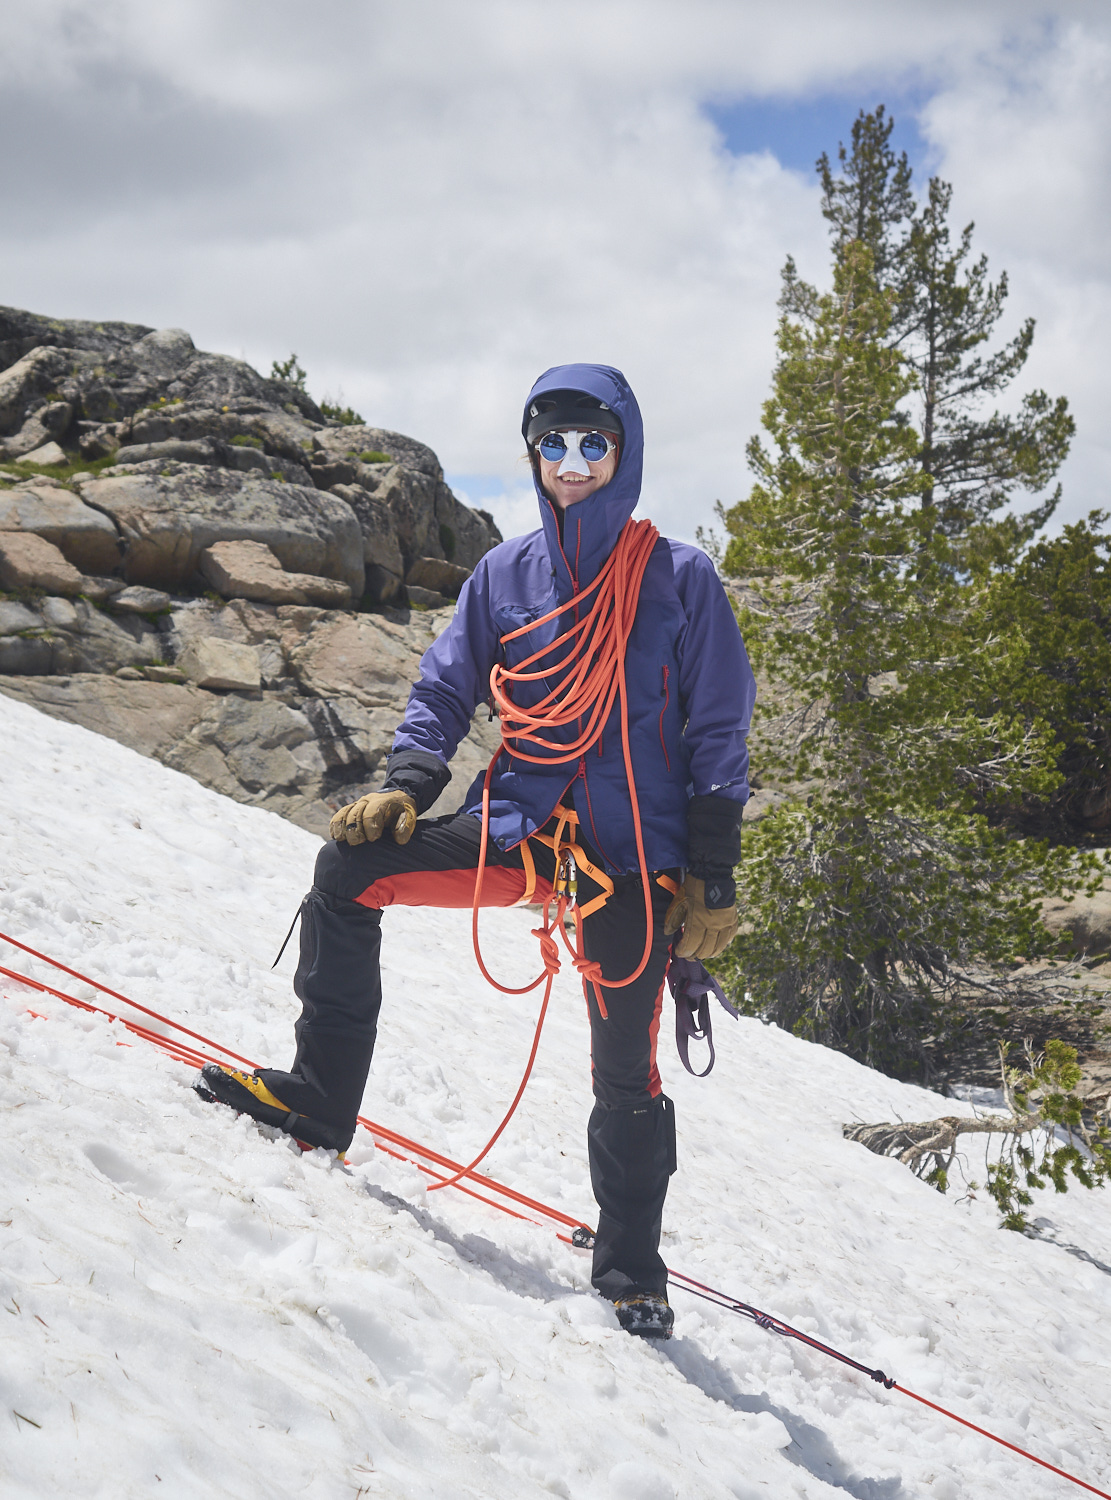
[
  {"xmin": 687, "ymin": 793, "xmax": 743, "ymax": 877},
  {"xmin": 383, "ymin": 748, "xmax": 452, "ymax": 815}
]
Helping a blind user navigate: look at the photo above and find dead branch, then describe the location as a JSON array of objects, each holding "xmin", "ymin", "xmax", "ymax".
[{"xmin": 843, "ymin": 1112, "xmax": 1039, "ymax": 1171}]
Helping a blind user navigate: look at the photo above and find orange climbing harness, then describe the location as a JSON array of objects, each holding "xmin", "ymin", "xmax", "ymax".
[{"xmin": 431, "ymin": 518, "xmax": 663, "ymax": 1194}]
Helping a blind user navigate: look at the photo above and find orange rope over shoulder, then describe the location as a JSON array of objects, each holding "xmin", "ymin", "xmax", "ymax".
[{"xmin": 431, "ymin": 518, "xmax": 660, "ymax": 1193}]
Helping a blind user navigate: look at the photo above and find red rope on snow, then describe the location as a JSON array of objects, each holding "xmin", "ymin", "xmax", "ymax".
[{"xmin": 1, "ymin": 929, "xmax": 1108, "ymax": 1499}]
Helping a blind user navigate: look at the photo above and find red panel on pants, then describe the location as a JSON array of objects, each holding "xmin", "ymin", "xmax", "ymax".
[{"xmin": 354, "ymin": 865, "xmax": 554, "ymax": 911}]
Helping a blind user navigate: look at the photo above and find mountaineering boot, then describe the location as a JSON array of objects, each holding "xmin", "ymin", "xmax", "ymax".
[
  {"xmin": 195, "ymin": 1064, "xmax": 348, "ymax": 1156},
  {"xmin": 614, "ymin": 1292, "xmax": 674, "ymax": 1340}
]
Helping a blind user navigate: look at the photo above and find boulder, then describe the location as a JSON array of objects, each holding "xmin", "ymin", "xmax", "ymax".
[
  {"xmin": 78, "ymin": 425, "xmax": 120, "ymax": 460},
  {"xmin": 76, "ymin": 465, "xmax": 365, "ymax": 596},
  {"xmin": 197, "ymin": 539, "xmax": 352, "ymax": 609},
  {"xmin": 112, "ymin": 437, "xmax": 309, "ymax": 483},
  {"xmin": 177, "ymin": 635, "xmax": 261, "ymax": 691},
  {"xmin": 406, "ymin": 556, "xmax": 471, "ymax": 596},
  {"xmin": 302, "ymin": 695, "xmax": 402, "ymax": 802},
  {"xmin": 51, "ymin": 601, "xmax": 163, "ymax": 675},
  {"xmin": 73, "ymin": 326, "xmax": 325, "ymax": 428},
  {"xmin": 0, "ymin": 532, "xmax": 85, "ymax": 594},
  {"xmin": 357, "ymin": 462, "xmax": 500, "ymax": 575},
  {"xmin": 18, "ymin": 441, "xmax": 67, "ymax": 466},
  {"xmin": 159, "ymin": 598, "xmax": 278, "ymax": 673},
  {"xmin": 166, "ymin": 693, "xmax": 319, "ymax": 793},
  {"xmin": 0, "ymin": 600, "xmax": 40, "ymax": 633},
  {"xmin": 80, "ymin": 576, "xmax": 127, "ymax": 603},
  {"xmin": 1042, "ymin": 881, "xmax": 1111, "ymax": 958},
  {"xmin": 120, "ymin": 405, "xmax": 317, "ymax": 471},
  {"xmin": 111, "ymin": 585, "xmax": 172, "ymax": 613},
  {"xmin": 407, "ymin": 585, "xmax": 451, "ymax": 609},
  {"xmin": 0, "ymin": 346, "xmax": 72, "ymax": 433},
  {"xmin": 329, "ymin": 484, "xmax": 405, "ymax": 602},
  {"xmin": 312, "ymin": 425, "xmax": 443, "ymax": 479},
  {"xmin": 115, "ymin": 438, "xmax": 226, "ymax": 467},
  {"xmin": 0, "ymin": 305, "xmax": 153, "ymax": 369},
  {"xmin": 368, "ymin": 464, "xmax": 442, "ymax": 565},
  {"xmin": 0, "ymin": 483, "xmax": 121, "ymax": 574},
  {"xmin": 40, "ymin": 596, "xmax": 79, "ymax": 630},
  {"xmin": 285, "ymin": 611, "xmax": 427, "ymax": 707},
  {"xmin": 2, "ymin": 401, "xmax": 73, "ymax": 458}
]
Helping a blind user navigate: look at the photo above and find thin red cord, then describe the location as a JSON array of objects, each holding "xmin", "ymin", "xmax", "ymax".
[
  {"xmin": 2, "ymin": 933, "xmax": 1109, "ymax": 1499},
  {"xmin": 890, "ymin": 1386, "xmax": 1111, "ymax": 1497}
]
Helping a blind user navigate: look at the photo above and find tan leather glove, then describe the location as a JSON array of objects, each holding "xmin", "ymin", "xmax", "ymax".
[
  {"xmin": 330, "ymin": 789, "xmax": 418, "ymax": 846},
  {"xmin": 663, "ymin": 875, "xmax": 738, "ymax": 960}
]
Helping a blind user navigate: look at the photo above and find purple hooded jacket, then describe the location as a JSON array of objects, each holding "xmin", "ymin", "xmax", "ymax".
[{"xmin": 386, "ymin": 364, "xmax": 756, "ymax": 876}]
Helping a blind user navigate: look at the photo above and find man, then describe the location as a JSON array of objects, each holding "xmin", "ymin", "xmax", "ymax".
[{"xmin": 199, "ymin": 363, "xmax": 755, "ymax": 1339}]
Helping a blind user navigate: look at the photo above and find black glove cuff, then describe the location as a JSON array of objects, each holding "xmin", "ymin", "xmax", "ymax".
[
  {"xmin": 382, "ymin": 748, "xmax": 451, "ymax": 815},
  {"xmin": 700, "ymin": 871, "xmax": 736, "ymax": 909},
  {"xmin": 687, "ymin": 793, "xmax": 743, "ymax": 877}
]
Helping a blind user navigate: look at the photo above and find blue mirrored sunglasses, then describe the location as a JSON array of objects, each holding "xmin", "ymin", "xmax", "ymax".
[{"xmin": 536, "ymin": 430, "xmax": 615, "ymax": 464}]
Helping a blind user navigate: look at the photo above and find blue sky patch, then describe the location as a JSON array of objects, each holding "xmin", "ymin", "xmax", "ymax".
[{"xmin": 703, "ymin": 88, "xmax": 936, "ymax": 181}]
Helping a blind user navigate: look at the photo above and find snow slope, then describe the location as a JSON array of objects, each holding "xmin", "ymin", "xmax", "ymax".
[{"xmin": 1, "ymin": 694, "xmax": 1109, "ymax": 1500}]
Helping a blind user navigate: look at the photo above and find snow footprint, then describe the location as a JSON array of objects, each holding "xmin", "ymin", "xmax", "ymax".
[{"xmin": 83, "ymin": 1141, "xmax": 165, "ymax": 1199}]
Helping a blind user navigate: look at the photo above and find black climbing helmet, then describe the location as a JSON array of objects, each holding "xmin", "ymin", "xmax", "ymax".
[{"xmin": 525, "ymin": 390, "xmax": 624, "ymax": 446}]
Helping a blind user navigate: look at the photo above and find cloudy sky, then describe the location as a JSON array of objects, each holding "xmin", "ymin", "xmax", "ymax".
[{"xmin": 2, "ymin": 0, "xmax": 1108, "ymax": 544}]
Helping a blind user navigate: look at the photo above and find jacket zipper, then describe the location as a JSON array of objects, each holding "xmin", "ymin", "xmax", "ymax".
[
  {"xmin": 658, "ymin": 664, "xmax": 671, "ymax": 771},
  {"xmin": 578, "ymin": 755, "xmax": 616, "ymax": 868}
]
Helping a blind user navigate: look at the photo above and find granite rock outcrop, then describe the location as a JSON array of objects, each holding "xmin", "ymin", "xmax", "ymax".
[{"xmin": 0, "ymin": 304, "xmax": 504, "ymax": 834}]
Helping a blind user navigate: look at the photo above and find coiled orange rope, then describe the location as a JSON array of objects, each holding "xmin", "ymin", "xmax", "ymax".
[
  {"xmin": 473, "ymin": 514, "xmax": 660, "ymax": 993},
  {"xmin": 428, "ymin": 518, "xmax": 660, "ymax": 1193}
]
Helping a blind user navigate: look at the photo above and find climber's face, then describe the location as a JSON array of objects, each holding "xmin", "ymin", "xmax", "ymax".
[{"xmin": 535, "ymin": 428, "xmax": 620, "ymax": 510}]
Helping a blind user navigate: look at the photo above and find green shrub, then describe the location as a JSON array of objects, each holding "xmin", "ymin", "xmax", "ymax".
[
  {"xmin": 270, "ymin": 354, "xmax": 308, "ymax": 391},
  {"xmin": 320, "ymin": 401, "xmax": 365, "ymax": 426},
  {"xmin": 439, "ymin": 523, "xmax": 457, "ymax": 561},
  {"xmin": 360, "ymin": 450, "xmax": 392, "ymax": 464}
]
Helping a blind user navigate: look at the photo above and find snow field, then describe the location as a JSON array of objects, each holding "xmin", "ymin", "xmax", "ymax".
[{"xmin": 1, "ymin": 693, "xmax": 1109, "ymax": 1498}]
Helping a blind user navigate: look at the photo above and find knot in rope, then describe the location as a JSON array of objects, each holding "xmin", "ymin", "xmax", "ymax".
[
  {"xmin": 571, "ymin": 953, "xmax": 604, "ymax": 987},
  {"xmin": 531, "ymin": 926, "xmax": 562, "ymax": 976}
]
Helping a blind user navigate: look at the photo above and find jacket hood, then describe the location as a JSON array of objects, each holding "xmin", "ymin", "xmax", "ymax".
[{"xmin": 522, "ymin": 363, "xmax": 644, "ymax": 597}]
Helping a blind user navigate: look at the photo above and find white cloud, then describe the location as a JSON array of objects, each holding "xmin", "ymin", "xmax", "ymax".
[{"xmin": 0, "ymin": 0, "xmax": 1106, "ymax": 538}]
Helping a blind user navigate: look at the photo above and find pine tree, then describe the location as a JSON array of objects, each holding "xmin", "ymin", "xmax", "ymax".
[
  {"xmin": 719, "ymin": 241, "xmax": 1092, "ymax": 1080},
  {"xmin": 896, "ymin": 176, "xmax": 1073, "ymax": 540},
  {"xmin": 817, "ymin": 108, "xmax": 1073, "ymax": 547},
  {"xmin": 817, "ymin": 105, "xmax": 913, "ymax": 285},
  {"xmin": 975, "ymin": 514, "xmax": 1111, "ymax": 843}
]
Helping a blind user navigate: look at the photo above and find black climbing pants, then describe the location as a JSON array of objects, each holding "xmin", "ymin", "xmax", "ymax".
[{"xmin": 259, "ymin": 810, "xmax": 677, "ymax": 1300}]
